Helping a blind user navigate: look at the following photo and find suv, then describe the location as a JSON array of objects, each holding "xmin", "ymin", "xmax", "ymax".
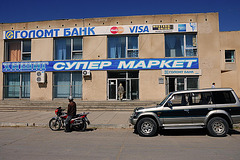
[{"xmin": 129, "ymin": 88, "xmax": 240, "ymax": 137}]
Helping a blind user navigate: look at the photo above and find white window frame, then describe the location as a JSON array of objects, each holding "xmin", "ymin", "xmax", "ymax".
[
  {"xmin": 126, "ymin": 36, "xmax": 139, "ymax": 58},
  {"xmin": 184, "ymin": 34, "xmax": 197, "ymax": 57},
  {"xmin": 71, "ymin": 37, "xmax": 83, "ymax": 60},
  {"xmin": 165, "ymin": 34, "xmax": 197, "ymax": 57},
  {"xmin": 5, "ymin": 39, "xmax": 31, "ymax": 61},
  {"xmin": 4, "ymin": 72, "xmax": 30, "ymax": 98},
  {"xmin": 166, "ymin": 76, "xmax": 199, "ymax": 94},
  {"xmin": 21, "ymin": 40, "xmax": 31, "ymax": 61},
  {"xmin": 54, "ymin": 37, "xmax": 83, "ymax": 60},
  {"xmin": 108, "ymin": 35, "xmax": 139, "ymax": 59},
  {"xmin": 53, "ymin": 72, "xmax": 82, "ymax": 98}
]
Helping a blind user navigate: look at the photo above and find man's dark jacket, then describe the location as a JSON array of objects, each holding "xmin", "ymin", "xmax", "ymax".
[{"xmin": 67, "ymin": 101, "xmax": 76, "ymax": 117}]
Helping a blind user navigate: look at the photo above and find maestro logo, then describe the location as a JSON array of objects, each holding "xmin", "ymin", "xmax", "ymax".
[
  {"xmin": 5, "ymin": 30, "xmax": 14, "ymax": 39},
  {"xmin": 110, "ymin": 26, "xmax": 124, "ymax": 34}
]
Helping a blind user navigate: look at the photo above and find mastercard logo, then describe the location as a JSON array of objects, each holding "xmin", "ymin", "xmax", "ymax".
[{"xmin": 110, "ymin": 27, "xmax": 124, "ymax": 34}]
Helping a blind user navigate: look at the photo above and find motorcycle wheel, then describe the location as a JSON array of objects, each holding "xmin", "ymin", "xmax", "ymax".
[
  {"xmin": 49, "ymin": 118, "xmax": 61, "ymax": 131},
  {"xmin": 73, "ymin": 122, "xmax": 87, "ymax": 131}
]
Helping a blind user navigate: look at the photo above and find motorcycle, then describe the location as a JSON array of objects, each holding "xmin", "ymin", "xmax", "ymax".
[{"xmin": 49, "ymin": 107, "xmax": 90, "ymax": 131}]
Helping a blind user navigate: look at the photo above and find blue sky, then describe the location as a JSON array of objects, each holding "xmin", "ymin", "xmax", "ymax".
[{"xmin": 0, "ymin": 0, "xmax": 239, "ymax": 31}]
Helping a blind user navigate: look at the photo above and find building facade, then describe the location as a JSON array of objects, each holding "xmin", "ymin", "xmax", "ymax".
[{"xmin": 0, "ymin": 12, "xmax": 239, "ymax": 101}]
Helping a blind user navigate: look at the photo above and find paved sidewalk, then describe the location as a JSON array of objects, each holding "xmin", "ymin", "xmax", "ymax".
[{"xmin": 0, "ymin": 110, "xmax": 133, "ymax": 129}]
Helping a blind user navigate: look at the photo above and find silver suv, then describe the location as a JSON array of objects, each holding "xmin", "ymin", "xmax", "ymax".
[{"xmin": 129, "ymin": 88, "xmax": 240, "ymax": 137}]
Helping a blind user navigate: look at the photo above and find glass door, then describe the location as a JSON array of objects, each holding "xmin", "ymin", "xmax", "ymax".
[
  {"xmin": 117, "ymin": 79, "xmax": 129, "ymax": 100},
  {"xmin": 126, "ymin": 79, "xmax": 131, "ymax": 100},
  {"xmin": 108, "ymin": 79, "xmax": 117, "ymax": 100},
  {"xmin": 176, "ymin": 77, "xmax": 185, "ymax": 91},
  {"xmin": 131, "ymin": 79, "xmax": 139, "ymax": 100},
  {"xmin": 166, "ymin": 77, "xmax": 199, "ymax": 94},
  {"xmin": 107, "ymin": 71, "xmax": 139, "ymax": 100}
]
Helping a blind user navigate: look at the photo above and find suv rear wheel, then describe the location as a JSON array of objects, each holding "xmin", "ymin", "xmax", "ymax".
[
  {"xmin": 207, "ymin": 117, "xmax": 229, "ymax": 137},
  {"xmin": 137, "ymin": 117, "xmax": 158, "ymax": 137}
]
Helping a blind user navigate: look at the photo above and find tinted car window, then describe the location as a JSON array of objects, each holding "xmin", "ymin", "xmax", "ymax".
[
  {"xmin": 171, "ymin": 93, "xmax": 190, "ymax": 106},
  {"xmin": 190, "ymin": 92, "xmax": 213, "ymax": 105},
  {"xmin": 212, "ymin": 91, "xmax": 236, "ymax": 104}
]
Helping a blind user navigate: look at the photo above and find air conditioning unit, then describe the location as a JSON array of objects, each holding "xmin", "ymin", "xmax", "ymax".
[
  {"xmin": 36, "ymin": 71, "xmax": 46, "ymax": 83},
  {"xmin": 82, "ymin": 70, "xmax": 91, "ymax": 76}
]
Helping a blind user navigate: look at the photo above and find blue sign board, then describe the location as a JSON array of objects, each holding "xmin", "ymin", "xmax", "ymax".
[{"xmin": 2, "ymin": 58, "xmax": 199, "ymax": 72}]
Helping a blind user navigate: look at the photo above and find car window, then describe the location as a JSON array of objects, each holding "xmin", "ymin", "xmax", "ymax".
[
  {"xmin": 170, "ymin": 93, "xmax": 190, "ymax": 107},
  {"xmin": 212, "ymin": 91, "xmax": 236, "ymax": 104},
  {"xmin": 189, "ymin": 92, "xmax": 213, "ymax": 105},
  {"xmin": 159, "ymin": 92, "xmax": 172, "ymax": 106}
]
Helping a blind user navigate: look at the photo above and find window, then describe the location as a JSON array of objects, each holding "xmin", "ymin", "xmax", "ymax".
[
  {"xmin": 54, "ymin": 37, "xmax": 82, "ymax": 60},
  {"xmin": 4, "ymin": 73, "xmax": 30, "ymax": 98},
  {"xmin": 225, "ymin": 50, "xmax": 235, "ymax": 62},
  {"xmin": 166, "ymin": 77, "xmax": 198, "ymax": 93},
  {"xmin": 190, "ymin": 92, "xmax": 213, "ymax": 105},
  {"xmin": 108, "ymin": 35, "xmax": 138, "ymax": 58},
  {"xmin": 165, "ymin": 34, "xmax": 197, "ymax": 57},
  {"xmin": 187, "ymin": 77, "xmax": 199, "ymax": 90},
  {"xmin": 53, "ymin": 72, "xmax": 82, "ymax": 98},
  {"xmin": 212, "ymin": 91, "xmax": 236, "ymax": 104},
  {"xmin": 5, "ymin": 40, "xmax": 31, "ymax": 61},
  {"xmin": 170, "ymin": 93, "xmax": 190, "ymax": 106},
  {"xmin": 170, "ymin": 92, "xmax": 214, "ymax": 106}
]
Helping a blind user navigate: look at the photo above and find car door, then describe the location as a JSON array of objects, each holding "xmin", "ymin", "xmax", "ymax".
[
  {"xmin": 161, "ymin": 93, "xmax": 192, "ymax": 126},
  {"xmin": 189, "ymin": 92, "xmax": 216, "ymax": 124}
]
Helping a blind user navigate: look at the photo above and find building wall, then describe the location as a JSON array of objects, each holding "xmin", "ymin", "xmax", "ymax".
[
  {"xmin": 82, "ymin": 36, "xmax": 107, "ymax": 100},
  {"xmin": 0, "ymin": 25, "xmax": 3, "ymax": 100},
  {"xmin": 197, "ymin": 13, "xmax": 221, "ymax": 89},
  {"xmin": 220, "ymin": 31, "xmax": 240, "ymax": 95},
  {"xmin": 82, "ymin": 71, "xmax": 107, "ymax": 101},
  {"xmin": 139, "ymin": 34, "xmax": 165, "ymax": 100},
  {"xmin": 1, "ymin": 12, "xmax": 238, "ymax": 101},
  {"xmin": 30, "ymin": 38, "xmax": 53, "ymax": 100}
]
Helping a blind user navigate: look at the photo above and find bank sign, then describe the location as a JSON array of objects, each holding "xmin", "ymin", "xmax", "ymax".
[
  {"xmin": 3, "ymin": 23, "xmax": 197, "ymax": 39},
  {"xmin": 2, "ymin": 58, "xmax": 199, "ymax": 72}
]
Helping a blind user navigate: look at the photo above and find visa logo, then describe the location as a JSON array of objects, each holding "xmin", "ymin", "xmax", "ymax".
[{"xmin": 129, "ymin": 26, "xmax": 149, "ymax": 33}]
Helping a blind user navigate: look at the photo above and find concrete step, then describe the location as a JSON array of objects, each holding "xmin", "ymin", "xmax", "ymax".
[{"xmin": 0, "ymin": 100, "xmax": 158, "ymax": 111}]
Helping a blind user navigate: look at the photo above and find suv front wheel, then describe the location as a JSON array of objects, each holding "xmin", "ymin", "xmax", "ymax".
[
  {"xmin": 207, "ymin": 117, "xmax": 229, "ymax": 137},
  {"xmin": 137, "ymin": 117, "xmax": 158, "ymax": 137}
]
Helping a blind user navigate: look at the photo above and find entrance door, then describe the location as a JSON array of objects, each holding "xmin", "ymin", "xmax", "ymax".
[
  {"xmin": 118, "ymin": 79, "xmax": 127, "ymax": 100},
  {"xmin": 177, "ymin": 77, "xmax": 185, "ymax": 91},
  {"xmin": 108, "ymin": 79, "xmax": 133, "ymax": 100},
  {"xmin": 108, "ymin": 79, "xmax": 117, "ymax": 100},
  {"xmin": 107, "ymin": 71, "xmax": 139, "ymax": 100}
]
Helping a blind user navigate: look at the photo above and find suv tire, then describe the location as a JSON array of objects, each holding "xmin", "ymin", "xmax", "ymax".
[
  {"xmin": 137, "ymin": 117, "xmax": 158, "ymax": 137},
  {"xmin": 207, "ymin": 117, "xmax": 229, "ymax": 137}
]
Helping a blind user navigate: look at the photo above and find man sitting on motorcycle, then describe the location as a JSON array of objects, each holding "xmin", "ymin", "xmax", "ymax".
[{"xmin": 65, "ymin": 96, "xmax": 76, "ymax": 132}]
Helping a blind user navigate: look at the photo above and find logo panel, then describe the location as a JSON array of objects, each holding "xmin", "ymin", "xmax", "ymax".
[
  {"xmin": 110, "ymin": 27, "xmax": 124, "ymax": 34},
  {"xmin": 178, "ymin": 24, "xmax": 186, "ymax": 32},
  {"xmin": 5, "ymin": 30, "xmax": 14, "ymax": 39}
]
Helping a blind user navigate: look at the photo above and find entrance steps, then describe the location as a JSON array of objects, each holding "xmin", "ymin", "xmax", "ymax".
[{"xmin": 0, "ymin": 99, "xmax": 158, "ymax": 112}]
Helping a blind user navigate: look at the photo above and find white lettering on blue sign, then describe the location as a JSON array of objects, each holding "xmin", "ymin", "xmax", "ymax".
[
  {"xmin": 2, "ymin": 58, "xmax": 198, "ymax": 72},
  {"xmin": 147, "ymin": 60, "xmax": 160, "ymax": 68}
]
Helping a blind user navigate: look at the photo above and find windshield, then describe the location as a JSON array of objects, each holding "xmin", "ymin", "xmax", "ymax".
[{"xmin": 158, "ymin": 92, "xmax": 172, "ymax": 106}]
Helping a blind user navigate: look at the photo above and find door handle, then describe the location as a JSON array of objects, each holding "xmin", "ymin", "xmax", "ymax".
[{"xmin": 184, "ymin": 109, "xmax": 189, "ymax": 113}]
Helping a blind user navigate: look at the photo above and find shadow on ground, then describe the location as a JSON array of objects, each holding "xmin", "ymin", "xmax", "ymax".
[
  {"xmin": 49, "ymin": 128, "xmax": 97, "ymax": 132},
  {"xmin": 133, "ymin": 128, "xmax": 240, "ymax": 137},
  {"xmin": 159, "ymin": 129, "xmax": 240, "ymax": 137}
]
